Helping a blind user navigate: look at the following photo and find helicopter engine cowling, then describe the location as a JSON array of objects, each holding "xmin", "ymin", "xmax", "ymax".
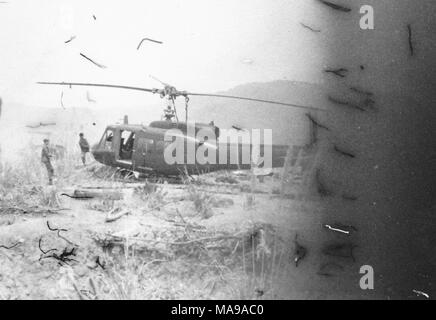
[{"xmin": 149, "ymin": 121, "xmax": 220, "ymax": 140}]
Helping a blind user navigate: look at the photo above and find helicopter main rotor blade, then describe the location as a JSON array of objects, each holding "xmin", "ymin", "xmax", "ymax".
[
  {"xmin": 37, "ymin": 81, "xmax": 327, "ymax": 112},
  {"xmin": 37, "ymin": 82, "xmax": 156, "ymax": 93},
  {"xmin": 185, "ymin": 92, "xmax": 327, "ymax": 112}
]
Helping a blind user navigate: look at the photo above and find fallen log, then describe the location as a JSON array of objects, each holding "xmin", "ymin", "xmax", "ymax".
[
  {"xmin": 70, "ymin": 189, "xmax": 123, "ymax": 200},
  {"xmin": 105, "ymin": 208, "xmax": 130, "ymax": 223}
]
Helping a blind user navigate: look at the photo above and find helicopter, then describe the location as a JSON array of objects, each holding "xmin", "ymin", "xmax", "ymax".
[{"xmin": 37, "ymin": 80, "xmax": 327, "ymax": 177}]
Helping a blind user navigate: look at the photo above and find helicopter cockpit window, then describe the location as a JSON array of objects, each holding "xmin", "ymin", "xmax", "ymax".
[
  {"xmin": 120, "ymin": 130, "xmax": 135, "ymax": 160},
  {"xmin": 100, "ymin": 129, "xmax": 114, "ymax": 151}
]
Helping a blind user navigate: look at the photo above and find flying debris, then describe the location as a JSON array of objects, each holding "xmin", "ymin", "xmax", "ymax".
[
  {"xmin": 317, "ymin": 0, "xmax": 352, "ymax": 12},
  {"xmin": 86, "ymin": 91, "xmax": 96, "ymax": 103},
  {"xmin": 349, "ymin": 86, "xmax": 374, "ymax": 97},
  {"xmin": 60, "ymin": 91, "xmax": 65, "ymax": 109},
  {"xmin": 333, "ymin": 145, "xmax": 356, "ymax": 158},
  {"xmin": 324, "ymin": 224, "xmax": 350, "ymax": 235},
  {"xmin": 137, "ymin": 37, "xmax": 163, "ymax": 50},
  {"xmin": 324, "ymin": 68, "xmax": 348, "ymax": 78},
  {"xmin": 64, "ymin": 35, "xmax": 76, "ymax": 44},
  {"xmin": 300, "ymin": 23, "xmax": 321, "ymax": 33},
  {"xmin": 412, "ymin": 290, "xmax": 430, "ymax": 299},
  {"xmin": 231, "ymin": 124, "xmax": 246, "ymax": 131},
  {"xmin": 407, "ymin": 24, "xmax": 414, "ymax": 56},
  {"xmin": 93, "ymin": 15, "xmax": 97, "ymax": 21},
  {"xmin": 241, "ymin": 59, "xmax": 254, "ymax": 65},
  {"xmin": 79, "ymin": 53, "xmax": 107, "ymax": 69}
]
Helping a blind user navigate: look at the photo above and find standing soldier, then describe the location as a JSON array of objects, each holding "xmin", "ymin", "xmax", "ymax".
[
  {"xmin": 41, "ymin": 138, "xmax": 54, "ymax": 185},
  {"xmin": 79, "ymin": 133, "xmax": 90, "ymax": 166}
]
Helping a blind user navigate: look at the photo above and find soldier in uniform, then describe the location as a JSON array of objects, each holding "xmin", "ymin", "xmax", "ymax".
[
  {"xmin": 79, "ymin": 133, "xmax": 90, "ymax": 165},
  {"xmin": 41, "ymin": 138, "xmax": 54, "ymax": 185}
]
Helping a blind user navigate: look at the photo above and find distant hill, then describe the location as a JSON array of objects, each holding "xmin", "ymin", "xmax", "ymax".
[{"xmin": 188, "ymin": 80, "xmax": 328, "ymax": 145}]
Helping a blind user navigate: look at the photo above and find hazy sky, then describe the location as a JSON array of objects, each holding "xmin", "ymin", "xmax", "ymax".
[{"xmin": 0, "ymin": 0, "xmax": 325, "ymax": 109}]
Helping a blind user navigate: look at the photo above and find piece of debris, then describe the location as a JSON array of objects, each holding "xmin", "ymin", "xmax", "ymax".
[
  {"xmin": 86, "ymin": 91, "xmax": 96, "ymax": 103},
  {"xmin": 93, "ymin": 14, "xmax": 97, "ymax": 21},
  {"xmin": 231, "ymin": 124, "xmax": 246, "ymax": 131},
  {"xmin": 105, "ymin": 208, "xmax": 130, "ymax": 223},
  {"xmin": 38, "ymin": 238, "xmax": 56, "ymax": 255},
  {"xmin": 300, "ymin": 22, "xmax": 321, "ymax": 33},
  {"xmin": 47, "ymin": 221, "xmax": 67, "ymax": 233},
  {"xmin": 342, "ymin": 194, "xmax": 358, "ymax": 201},
  {"xmin": 324, "ymin": 68, "xmax": 348, "ymax": 78},
  {"xmin": 360, "ymin": 65, "xmax": 365, "ymax": 70},
  {"xmin": 324, "ymin": 224, "xmax": 353, "ymax": 235},
  {"xmin": 412, "ymin": 290, "xmax": 430, "ymax": 299},
  {"xmin": 0, "ymin": 241, "xmax": 21, "ymax": 250},
  {"xmin": 293, "ymin": 234, "xmax": 307, "ymax": 267},
  {"xmin": 306, "ymin": 113, "xmax": 329, "ymax": 146},
  {"xmin": 322, "ymin": 242, "xmax": 357, "ymax": 262},
  {"xmin": 95, "ymin": 256, "xmax": 105, "ymax": 269},
  {"xmin": 64, "ymin": 189, "xmax": 123, "ymax": 200},
  {"xmin": 241, "ymin": 59, "xmax": 254, "ymax": 65},
  {"xmin": 316, "ymin": 169, "xmax": 334, "ymax": 197},
  {"xmin": 79, "ymin": 53, "xmax": 107, "ymax": 69},
  {"xmin": 38, "ymin": 236, "xmax": 78, "ymax": 265},
  {"xmin": 316, "ymin": 0, "xmax": 352, "ymax": 12},
  {"xmin": 317, "ymin": 262, "xmax": 344, "ymax": 277},
  {"xmin": 64, "ymin": 35, "xmax": 76, "ymax": 44},
  {"xmin": 407, "ymin": 24, "xmax": 414, "ymax": 56},
  {"xmin": 350, "ymin": 86, "xmax": 374, "ymax": 97},
  {"xmin": 255, "ymin": 288, "xmax": 264, "ymax": 297},
  {"xmin": 47, "ymin": 221, "xmax": 77, "ymax": 246},
  {"xmin": 137, "ymin": 37, "xmax": 163, "ymax": 50},
  {"xmin": 61, "ymin": 193, "xmax": 94, "ymax": 200},
  {"xmin": 328, "ymin": 95, "xmax": 366, "ymax": 112},
  {"xmin": 60, "ymin": 91, "xmax": 65, "ymax": 109},
  {"xmin": 333, "ymin": 145, "xmax": 356, "ymax": 158},
  {"xmin": 306, "ymin": 113, "xmax": 329, "ymax": 131}
]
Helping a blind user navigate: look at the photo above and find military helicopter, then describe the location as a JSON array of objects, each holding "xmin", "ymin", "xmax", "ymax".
[{"xmin": 37, "ymin": 80, "xmax": 326, "ymax": 176}]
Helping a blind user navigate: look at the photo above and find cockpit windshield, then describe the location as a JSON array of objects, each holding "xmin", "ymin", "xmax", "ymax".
[{"xmin": 99, "ymin": 129, "xmax": 114, "ymax": 150}]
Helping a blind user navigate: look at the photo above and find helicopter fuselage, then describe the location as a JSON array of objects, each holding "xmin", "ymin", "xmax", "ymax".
[{"xmin": 91, "ymin": 122, "xmax": 288, "ymax": 176}]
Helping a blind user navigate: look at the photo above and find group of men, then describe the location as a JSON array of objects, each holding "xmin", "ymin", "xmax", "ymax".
[{"xmin": 41, "ymin": 133, "xmax": 90, "ymax": 185}]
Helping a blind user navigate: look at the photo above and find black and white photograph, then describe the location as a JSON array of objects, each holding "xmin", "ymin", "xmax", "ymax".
[{"xmin": 0, "ymin": 0, "xmax": 436, "ymax": 303}]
